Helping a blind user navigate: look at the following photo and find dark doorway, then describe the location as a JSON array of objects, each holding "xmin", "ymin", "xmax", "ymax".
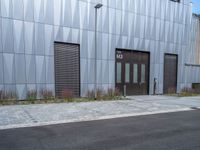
[
  {"xmin": 54, "ymin": 42, "xmax": 80, "ymax": 98},
  {"xmin": 164, "ymin": 54, "xmax": 178, "ymax": 94},
  {"xmin": 115, "ymin": 49, "xmax": 150, "ymax": 95}
]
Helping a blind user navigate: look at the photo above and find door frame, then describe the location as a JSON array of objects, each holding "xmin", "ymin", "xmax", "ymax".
[
  {"xmin": 54, "ymin": 41, "xmax": 81, "ymax": 97},
  {"xmin": 115, "ymin": 48, "xmax": 150, "ymax": 95},
  {"xmin": 163, "ymin": 53, "xmax": 178, "ymax": 94}
]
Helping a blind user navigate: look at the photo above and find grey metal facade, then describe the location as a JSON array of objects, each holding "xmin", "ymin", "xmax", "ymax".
[
  {"xmin": 0, "ymin": 0, "xmax": 199, "ymax": 99},
  {"xmin": 185, "ymin": 14, "xmax": 200, "ymax": 87}
]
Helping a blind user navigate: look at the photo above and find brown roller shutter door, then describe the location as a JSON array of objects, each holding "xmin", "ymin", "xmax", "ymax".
[
  {"xmin": 54, "ymin": 42, "xmax": 80, "ymax": 98},
  {"xmin": 164, "ymin": 54, "xmax": 178, "ymax": 94}
]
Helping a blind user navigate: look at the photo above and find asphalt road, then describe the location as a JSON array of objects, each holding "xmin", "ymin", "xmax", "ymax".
[{"xmin": 0, "ymin": 110, "xmax": 200, "ymax": 150}]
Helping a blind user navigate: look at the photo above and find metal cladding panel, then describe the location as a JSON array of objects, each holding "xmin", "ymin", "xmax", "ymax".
[{"xmin": 54, "ymin": 42, "xmax": 80, "ymax": 98}]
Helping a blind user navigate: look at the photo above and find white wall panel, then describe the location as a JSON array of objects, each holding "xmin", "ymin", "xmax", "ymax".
[
  {"xmin": 63, "ymin": 0, "xmax": 72, "ymax": 27},
  {"xmin": 36, "ymin": 56, "xmax": 46, "ymax": 84},
  {"xmin": 88, "ymin": 31, "xmax": 95, "ymax": 59},
  {"xmin": 109, "ymin": 8, "xmax": 116, "ymax": 34},
  {"xmin": 35, "ymin": 23, "xmax": 45, "ymax": 55},
  {"xmin": 0, "ymin": 54, "xmax": 3, "ymax": 84},
  {"xmin": 88, "ymin": 3, "xmax": 95, "ymax": 31},
  {"xmin": 63, "ymin": 27, "xmax": 72, "ymax": 43},
  {"xmin": 102, "ymin": 33, "xmax": 109, "ymax": 60},
  {"xmin": 97, "ymin": 60, "xmax": 102, "ymax": 84},
  {"xmin": 3, "ymin": 53, "xmax": 15, "ymax": 84},
  {"xmin": 34, "ymin": 0, "xmax": 44, "ymax": 23},
  {"xmin": 72, "ymin": 0, "xmax": 80, "ymax": 28},
  {"xmin": 13, "ymin": 20, "xmax": 25, "ymax": 53},
  {"xmin": 1, "ymin": 0, "xmax": 12, "ymax": 18},
  {"xmin": 54, "ymin": 0, "xmax": 62, "ymax": 26},
  {"xmin": 15, "ymin": 54, "xmax": 26, "ymax": 84},
  {"xmin": 44, "ymin": 0, "xmax": 54, "ymax": 24},
  {"xmin": 45, "ymin": 25, "xmax": 54, "ymax": 56},
  {"xmin": 2, "ymin": 18, "xmax": 14, "ymax": 53},
  {"xmin": 13, "ymin": 0, "xmax": 24, "ymax": 20},
  {"xmin": 102, "ymin": 60, "xmax": 109, "ymax": 84},
  {"xmin": 16, "ymin": 84, "xmax": 26, "ymax": 100},
  {"xmin": 109, "ymin": 60, "xmax": 115, "ymax": 84},
  {"xmin": 24, "ymin": 22, "xmax": 35, "ymax": 54},
  {"xmin": 26, "ymin": 55, "xmax": 36, "ymax": 83},
  {"xmin": 88, "ymin": 59, "xmax": 95, "ymax": 84},
  {"xmin": 54, "ymin": 26, "xmax": 63, "ymax": 42},
  {"xmin": 0, "ymin": 18, "xmax": 2, "ymax": 52},
  {"xmin": 80, "ymin": 30, "xmax": 88, "ymax": 58},
  {"xmin": 102, "ymin": 6, "xmax": 109, "ymax": 33},
  {"xmin": 81, "ymin": 58, "xmax": 88, "ymax": 84},
  {"xmin": 45, "ymin": 56, "xmax": 54, "ymax": 84},
  {"xmin": 24, "ymin": 0, "xmax": 34, "ymax": 21},
  {"xmin": 79, "ymin": 1, "xmax": 88, "ymax": 30}
]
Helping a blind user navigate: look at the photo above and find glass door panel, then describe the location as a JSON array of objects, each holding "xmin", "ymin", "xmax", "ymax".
[
  {"xmin": 141, "ymin": 64, "xmax": 146, "ymax": 83},
  {"xmin": 117, "ymin": 62, "xmax": 122, "ymax": 83},
  {"xmin": 125, "ymin": 63, "xmax": 130, "ymax": 83},
  {"xmin": 133, "ymin": 64, "xmax": 138, "ymax": 83}
]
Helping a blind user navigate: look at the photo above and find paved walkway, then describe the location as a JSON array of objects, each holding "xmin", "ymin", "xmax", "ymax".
[{"xmin": 0, "ymin": 96, "xmax": 200, "ymax": 130}]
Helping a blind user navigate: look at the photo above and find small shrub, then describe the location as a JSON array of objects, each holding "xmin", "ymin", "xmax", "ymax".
[
  {"xmin": 107, "ymin": 88, "xmax": 115, "ymax": 97},
  {"xmin": 114, "ymin": 88, "xmax": 121, "ymax": 97},
  {"xmin": 180, "ymin": 87, "xmax": 200, "ymax": 97},
  {"xmin": 87, "ymin": 88, "xmax": 121, "ymax": 100},
  {"xmin": 87, "ymin": 90, "xmax": 95, "ymax": 99},
  {"xmin": 97, "ymin": 89, "xmax": 104, "ymax": 100},
  {"xmin": 27, "ymin": 90, "xmax": 37, "ymax": 101},
  {"xmin": 40, "ymin": 89, "xmax": 54, "ymax": 100},
  {"xmin": 181, "ymin": 87, "xmax": 193, "ymax": 93},
  {"xmin": 104, "ymin": 88, "xmax": 121, "ymax": 100},
  {"xmin": 61, "ymin": 89, "xmax": 74, "ymax": 101},
  {"xmin": 87, "ymin": 89, "xmax": 104, "ymax": 100}
]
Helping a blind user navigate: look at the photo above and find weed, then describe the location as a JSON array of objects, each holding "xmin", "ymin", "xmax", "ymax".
[
  {"xmin": 40, "ymin": 89, "xmax": 54, "ymax": 100},
  {"xmin": 27, "ymin": 90, "xmax": 37, "ymax": 103}
]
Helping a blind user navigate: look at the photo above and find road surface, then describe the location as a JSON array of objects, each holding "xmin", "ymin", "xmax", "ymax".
[{"xmin": 0, "ymin": 110, "xmax": 200, "ymax": 150}]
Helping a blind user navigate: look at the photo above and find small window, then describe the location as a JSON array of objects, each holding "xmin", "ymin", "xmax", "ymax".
[
  {"xmin": 125, "ymin": 63, "xmax": 130, "ymax": 83},
  {"xmin": 133, "ymin": 64, "xmax": 138, "ymax": 83},
  {"xmin": 117, "ymin": 62, "xmax": 122, "ymax": 83}
]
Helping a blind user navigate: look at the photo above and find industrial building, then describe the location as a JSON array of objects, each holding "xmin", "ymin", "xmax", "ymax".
[{"xmin": 0, "ymin": 0, "xmax": 200, "ymax": 99}]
